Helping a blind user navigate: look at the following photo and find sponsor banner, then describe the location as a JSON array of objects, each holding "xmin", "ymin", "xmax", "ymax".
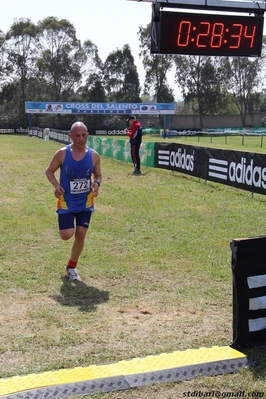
[
  {"xmin": 231, "ymin": 236, "xmax": 266, "ymax": 349},
  {"xmin": 106, "ymin": 129, "xmax": 127, "ymax": 136},
  {"xmin": 95, "ymin": 130, "xmax": 108, "ymax": 135},
  {"xmin": 47, "ymin": 128, "xmax": 71, "ymax": 144},
  {"xmin": 155, "ymin": 142, "xmax": 206, "ymax": 178},
  {"xmin": 172, "ymin": 130, "xmax": 198, "ymax": 136},
  {"xmin": 0, "ymin": 129, "xmax": 16, "ymax": 134},
  {"xmin": 31, "ymin": 127, "xmax": 43, "ymax": 138},
  {"xmin": 205, "ymin": 127, "xmax": 266, "ymax": 135},
  {"xmin": 155, "ymin": 142, "xmax": 266, "ymax": 195},
  {"xmin": 31, "ymin": 127, "xmax": 154, "ymax": 167},
  {"xmin": 25, "ymin": 102, "xmax": 175, "ymax": 115},
  {"xmin": 87, "ymin": 137, "xmax": 154, "ymax": 167}
]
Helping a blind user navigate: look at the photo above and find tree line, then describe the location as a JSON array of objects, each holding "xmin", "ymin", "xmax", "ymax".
[{"xmin": 0, "ymin": 17, "xmax": 266, "ymax": 129}]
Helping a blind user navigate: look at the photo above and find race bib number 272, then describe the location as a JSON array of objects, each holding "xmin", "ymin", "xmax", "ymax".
[{"xmin": 70, "ymin": 178, "xmax": 91, "ymax": 194}]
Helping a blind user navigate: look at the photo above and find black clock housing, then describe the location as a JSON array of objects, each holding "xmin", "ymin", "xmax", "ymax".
[{"xmin": 151, "ymin": 11, "xmax": 264, "ymax": 56}]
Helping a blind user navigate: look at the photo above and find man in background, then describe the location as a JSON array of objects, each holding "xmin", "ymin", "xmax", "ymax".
[{"xmin": 126, "ymin": 116, "xmax": 142, "ymax": 175}]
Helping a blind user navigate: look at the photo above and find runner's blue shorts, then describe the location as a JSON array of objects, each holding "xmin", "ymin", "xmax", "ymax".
[{"xmin": 58, "ymin": 211, "xmax": 92, "ymax": 230}]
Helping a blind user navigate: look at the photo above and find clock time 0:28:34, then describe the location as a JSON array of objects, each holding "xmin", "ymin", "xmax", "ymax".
[{"xmin": 157, "ymin": 11, "xmax": 264, "ymax": 56}]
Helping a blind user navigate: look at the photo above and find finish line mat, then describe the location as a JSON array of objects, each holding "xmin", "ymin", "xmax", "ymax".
[{"xmin": 0, "ymin": 346, "xmax": 248, "ymax": 399}]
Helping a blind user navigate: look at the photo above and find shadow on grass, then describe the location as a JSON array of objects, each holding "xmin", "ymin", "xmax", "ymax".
[
  {"xmin": 243, "ymin": 348, "xmax": 266, "ymax": 380},
  {"xmin": 51, "ymin": 276, "xmax": 109, "ymax": 312}
]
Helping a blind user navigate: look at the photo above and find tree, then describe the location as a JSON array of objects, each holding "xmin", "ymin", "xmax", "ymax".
[
  {"xmin": 219, "ymin": 55, "xmax": 265, "ymax": 126},
  {"xmin": 0, "ymin": 30, "xmax": 11, "ymax": 84},
  {"xmin": 76, "ymin": 40, "xmax": 107, "ymax": 128},
  {"xmin": 138, "ymin": 23, "xmax": 174, "ymax": 103},
  {"xmin": 258, "ymin": 89, "xmax": 266, "ymax": 113},
  {"xmin": 81, "ymin": 73, "xmax": 106, "ymax": 102},
  {"xmin": 5, "ymin": 18, "xmax": 38, "ymax": 124},
  {"xmin": 81, "ymin": 40, "xmax": 104, "ymax": 81},
  {"xmin": 79, "ymin": 39, "xmax": 105, "ymax": 103},
  {"xmin": 103, "ymin": 44, "xmax": 141, "ymax": 103},
  {"xmin": 174, "ymin": 55, "xmax": 224, "ymax": 127},
  {"xmin": 77, "ymin": 73, "xmax": 107, "ymax": 129},
  {"xmin": 35, "ymin": 17, "xmax": 86, "ymax": 101}
]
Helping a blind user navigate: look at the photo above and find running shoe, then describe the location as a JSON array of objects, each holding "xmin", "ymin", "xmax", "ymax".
[{"xmin": 66, "ymin": 267, "xmax": 81, "ymax": 281}]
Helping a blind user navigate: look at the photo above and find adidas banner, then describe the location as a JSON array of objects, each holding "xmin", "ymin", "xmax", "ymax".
[
  {"xmin": 231, "ymin": 236, "xmax": 266, "ymax": 349},
  {"xmin": 155, "ymin": 143, "xmax": 266, "ymax": 195}
]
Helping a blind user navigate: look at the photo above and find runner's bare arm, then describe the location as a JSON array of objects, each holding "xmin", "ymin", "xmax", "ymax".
[
  {"xmin": 45, "ymin": 149, "xmax": 66, "ymax": 198},
  {"xmin": 92, "ymin": 151, "xmax": 102, "ymax": 197}
]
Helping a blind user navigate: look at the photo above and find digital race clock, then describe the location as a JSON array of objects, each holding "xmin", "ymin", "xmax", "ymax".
[{"xmin": 151, "ymin": 11, "xmax": 264, "ymax": 56}]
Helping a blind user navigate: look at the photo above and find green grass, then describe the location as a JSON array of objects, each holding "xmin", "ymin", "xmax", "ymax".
[
  {"xmin": 143, "ymin": 133, "xmax": 266, "ymax": 154},
  {"xmin": 1, "ymin": 134, "xmax": 266, "ymax": 398}
]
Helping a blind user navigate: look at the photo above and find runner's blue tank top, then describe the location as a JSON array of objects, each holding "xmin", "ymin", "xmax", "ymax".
[{"xmin": 57, "ymin": 145, "xmax": 94, "ymax": 213}]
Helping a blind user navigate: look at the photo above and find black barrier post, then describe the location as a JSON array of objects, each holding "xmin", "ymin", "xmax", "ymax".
[
  {"xmin": 246, "ymin": 192, "xmax": 254, "ymax": 199},
  {"xmin": 231, "ymin": 235, "xmax": 266, "ymax": 349},
  {"xmin": 261, "ymin": 135, "xmax": 263, "ymax": 148}
]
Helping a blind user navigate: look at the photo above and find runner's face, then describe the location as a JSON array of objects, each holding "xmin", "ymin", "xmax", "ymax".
[{"xmin": 70, "ymin": 130, "xmax": 88, "ymax": 148}]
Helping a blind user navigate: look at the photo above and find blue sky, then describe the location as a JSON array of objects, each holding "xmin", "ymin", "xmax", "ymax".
[
  {"xmin": 0, "ymin": 0, "xmax": 152, "ymax": 59},
  {"xmin": 0, "ymin": 0, "xmax": 158, "ymax": 96},
  {"xmin": 1, "ymin": 0, "xmax": 265, "ymax": 100}
]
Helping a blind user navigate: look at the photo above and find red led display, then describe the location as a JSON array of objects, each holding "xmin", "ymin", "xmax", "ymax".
[{"xmin": 153, "ymin": 11, "xmax": 264, "ymax": 56}]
